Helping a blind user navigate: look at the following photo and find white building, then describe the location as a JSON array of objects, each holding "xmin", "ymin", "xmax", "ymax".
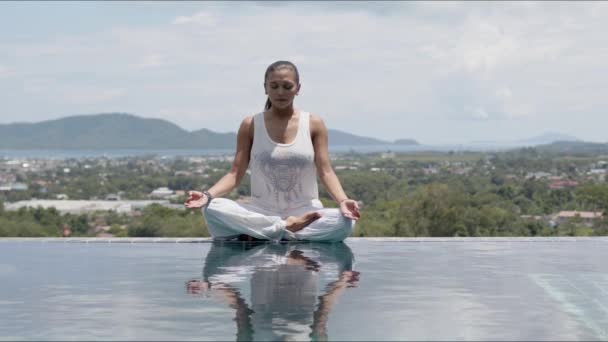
[
  {"xmin": 0, "ymin": 182, "xmax": 29, "ymax": 191},
  {"xmin": 150, "ymin": 187, "xmax": 174, "ymax": 198},
  {"xmin": 4, "ymin": 200, "xmax": 172, "ymax": 215}
]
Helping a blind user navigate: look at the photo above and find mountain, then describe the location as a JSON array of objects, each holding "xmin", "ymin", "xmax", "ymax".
[
  {"xmin": 0, "ymin": 113, "xmax": 418, "ymax": 149},
  {"xmin": 327, "ymin": 129, "xmax": 385, "ymax": 146},
  {"xmin": 326, "ymin": 130, "xmax": 419, "ymax": 146},
  {"xmin": 470, "ymin": 131, "xmax": 580, "ymax": 147},
  {"xmin": 534, "ymin": 141, "xmax": 608, "ymax": 155},
  {"xmin": 519, "ymin": 131, "xmax": 580, "ymax": 145},
  {"xmin": 188, "ymin": 128, "xmax": 237, "ymax": 149},
  {"xmin": 0, "ymin": 113, "xmax": 186, "ymax": 149},
  {"xmin": 393, "ymin": 138, "xmax": 419, "ymax": 146}
]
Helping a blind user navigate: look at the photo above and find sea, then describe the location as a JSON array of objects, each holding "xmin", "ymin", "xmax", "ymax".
[{"xmin": 0, "ymin": 144, "xmax": 512, "ymax": 160}]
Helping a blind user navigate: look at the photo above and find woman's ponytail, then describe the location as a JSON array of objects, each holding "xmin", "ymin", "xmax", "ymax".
[{"xmin": 265, "ymin": 97, "xmax": 272, "ymax": 110}]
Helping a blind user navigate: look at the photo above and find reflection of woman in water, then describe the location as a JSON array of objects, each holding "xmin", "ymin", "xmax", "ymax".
[
  {"xmin": 186, "ymin": 242, "xmax": 360, "ymax": 341},
  {"xmin": 184, "ymin": 61, "xmax": 360, "ymax": 242}
]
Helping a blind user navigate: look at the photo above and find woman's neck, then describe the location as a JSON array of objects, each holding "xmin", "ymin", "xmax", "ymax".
[{"xmin": 268, "ymin": 106, "xmax": 296, "ymax": 120}]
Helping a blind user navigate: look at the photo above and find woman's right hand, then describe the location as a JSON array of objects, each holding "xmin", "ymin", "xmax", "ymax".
[{"xmin": 184, "ymin": 190, "xmax": 209, "ymax": 209}]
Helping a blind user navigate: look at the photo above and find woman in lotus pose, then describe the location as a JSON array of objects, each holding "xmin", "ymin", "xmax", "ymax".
[{"xmin": 184, "ymin": 60, "xmax": 360, "ymax": 242}]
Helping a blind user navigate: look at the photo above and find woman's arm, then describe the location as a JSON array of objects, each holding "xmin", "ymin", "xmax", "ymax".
[
  {"xmin": 310, "ymin": 270, "xmax": 360, "ymax": 340},
  {"xmin": 311, "ymin": 114, "xmax": 360, "ymax": 220},
  {"xmin": 185, "ymin": 116, "xmax": 253, "ymax": 208}
]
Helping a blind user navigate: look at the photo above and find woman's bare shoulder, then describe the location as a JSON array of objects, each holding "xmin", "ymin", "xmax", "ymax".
[
  {"xmin": 308, "ymin": 113, "xmax": 327, "ymax": 135},
  {"xmin": 238, "ymin": 114, "xmax": 257, "ymax": 136},
  {"xmin": 240, "ymin": 115, "xmax": 254, "ymax": 126}
]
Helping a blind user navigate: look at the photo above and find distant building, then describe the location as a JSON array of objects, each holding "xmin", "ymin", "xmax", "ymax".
[
  {"xmin": 450, "ymin": 167, "xmax": 472, "ymax": 175},
  {"xmin": 423, "ymin": 167, "xmax": 439, "ymax": 175},
  {"xmin": 520, "ymin": 215, "xmax": 545, "ymax": 221},
  {"xmin": 105, "ymin": 194, "xmax": 121, "ymax": 201},
  {"xmin": 335, "ymin": 165, "xmax": 359, "ymax": 171},
  {"xmin": 93, "ymin": 225, "xmax": 111, "ymax": 234},
  {"xmin": 381, "ymin": 152, "xmax": 395, "ymax": 159},
  {"xmin": 0, "ymin": 183, "xmax": 29, "ymax": 191},
  {"xmin": 96, "ymin": 233, "xmax": 115, "ymax": 238},
  {"xmin": 525, "ymin": 172, "xmax": 552, "ymax": 179},
  {"xmin": 150, "ymin": 187, "xmax": 174, "ymax": 198},
  {"xmin": 11, "ymin": 183, "xmax": 28, "ymax": 191},
  {"xmin": 549, "ymin": 180, "xmax": 579, "ymax": 190},
  {"xmin": 4, "ymin": 199, "xmax": 172, "ymax": 215},
  {"xmin": 554, "ymin": 211, "xmax": 604, "ymax": 225},
  {"xmin": 174, "ymin": 171, "xmax": 193, "ymax": 177}
]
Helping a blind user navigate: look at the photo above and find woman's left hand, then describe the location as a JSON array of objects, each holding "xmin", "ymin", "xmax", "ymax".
[{"xmin": 340, "ymin": 199, "xmax": 360, "ymax": 221}]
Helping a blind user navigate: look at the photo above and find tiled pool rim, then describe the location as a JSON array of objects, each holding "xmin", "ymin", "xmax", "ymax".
[{"xmin": 1, "ymin": 237, "xmax": 608, "ymax": 243}]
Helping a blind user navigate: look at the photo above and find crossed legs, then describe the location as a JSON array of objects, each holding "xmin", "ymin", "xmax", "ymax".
[{"xmin": 203, "ymin": 198, "xmax": 354, "ymax": 242}]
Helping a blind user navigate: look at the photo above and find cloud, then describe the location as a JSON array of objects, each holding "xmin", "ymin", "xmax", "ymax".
[
  {"xmin": 23, "ymin": 78, "xmax": 127, "ymax": 105},
  {"xmin": 1, "ymin": 2, "xmax": 608, "ymax": 142},
  {"xmin": 70, "ymin": 87, "xmax": 127, "ymax": 104},
  {"xmin": 137, "ymin": 54, "xmax": 165, "ymax": 69},
  {"xmin": 416, "ymin": 2, "xmax": 608, "ymax": 123},
  {"xmin": 0, "ymin": 64, "xmax": 10, "ymax": 78},
  {"xmin": 172, "ymin": 11, "xmax": 216, "ymax": 26},
  {"xmin": 430, "ymin": 70, "xmax": 535, "ymax": 122}
]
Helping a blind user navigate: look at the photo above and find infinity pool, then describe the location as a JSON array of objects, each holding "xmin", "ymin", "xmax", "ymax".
[{"xmin": 1, "ymin": 238, "xmax": 607, "ymax": 341}]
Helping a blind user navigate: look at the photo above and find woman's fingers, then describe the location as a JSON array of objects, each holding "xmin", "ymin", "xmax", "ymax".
[
  {"xmin": 344, "ymin": 201, "xmax": 361, "ymax": 219},
  {"xmin": 187, "ymin": 191, "xmax": 202, "ymax": 198},
  {"xmin": 184, "ymin": 191, "xmax": 203, "ymax": 206},
  {"xmin": 185, "ymin": 199, "xmax": 206, "ymax": 208},
  {"xmin": 351, "ymin": 201, "xmax": 361, "ymax": 218},
  {"xmin": 188, "ymin": 191, "xmax": 202, "ymax": 198},
  {"xmin": 341, "ymin": 211, "xmax": 358, "ymax": 221}
]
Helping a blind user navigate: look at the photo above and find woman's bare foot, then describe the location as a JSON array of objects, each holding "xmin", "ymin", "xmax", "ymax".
[{"xmin": 285, "ymin": 211, "xmax": 321, "ymax": 233}]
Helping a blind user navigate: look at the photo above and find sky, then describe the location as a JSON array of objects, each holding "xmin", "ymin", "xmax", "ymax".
[{"xmin": 1, "ymin": 1, "xmax": 607, "ymax": 145}]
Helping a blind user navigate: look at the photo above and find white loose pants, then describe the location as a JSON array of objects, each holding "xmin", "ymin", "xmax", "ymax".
[{"xmin": 202, "ymin": 198, "xmax": 354, "ymax": 242}]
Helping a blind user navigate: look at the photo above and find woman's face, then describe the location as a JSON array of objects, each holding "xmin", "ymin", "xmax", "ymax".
[{"xmin": 264, "ymin": 67, "xmax": 300, "ymax": 110}]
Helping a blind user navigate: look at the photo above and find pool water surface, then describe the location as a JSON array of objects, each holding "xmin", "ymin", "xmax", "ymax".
[{"xmin": 1, "ymin": 238, "xmax": 607, "ymax": 341}]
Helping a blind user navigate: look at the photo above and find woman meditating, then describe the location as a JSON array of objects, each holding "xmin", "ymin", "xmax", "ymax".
[{"xmin": 184, "ymin": 60, "xmax": 360, "ymax": 242}]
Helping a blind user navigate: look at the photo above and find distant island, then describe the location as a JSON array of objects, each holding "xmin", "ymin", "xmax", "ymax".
[
  {"xmin": 469, "ymin": 131, "xmax": 581, "ymax": 147},
  {"xmin": 0, "ymin": 113, "xmax": 420, "ymax": 150},
  {"xmin": 534, "ymin": 140, "xmax": 608, "ymax": 155}
]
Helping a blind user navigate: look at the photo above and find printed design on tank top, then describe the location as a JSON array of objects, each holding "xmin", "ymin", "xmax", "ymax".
[{"xmin": 253, "ymin": 150, "xmax": 312, "ymax": 203}]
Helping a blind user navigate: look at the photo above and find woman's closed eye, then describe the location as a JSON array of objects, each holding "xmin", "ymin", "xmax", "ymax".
[{"xmin": 269, "ymin": 83, "xmax": 294, "ymax": 90}]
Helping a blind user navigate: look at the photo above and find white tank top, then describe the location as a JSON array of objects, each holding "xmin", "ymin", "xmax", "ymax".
[{"xmin": 249, "ymin": 111, "xmax": 320, "ymax": 212}]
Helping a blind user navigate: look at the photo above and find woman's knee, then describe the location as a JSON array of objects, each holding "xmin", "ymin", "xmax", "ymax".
[
  {"xmin": 202, "ymin": 197, "xmax": 231, "ymax": 217},
  {"xmin": 339, "ymin": 217, "xmax": 354, "ymax": 239},
  {"xmin": 320, "ymin": 209, "xmax": 354, "ymax": 233},
  {"xmin": 322, "ymin": 208, "xmax": 352, "ymax": 224}
]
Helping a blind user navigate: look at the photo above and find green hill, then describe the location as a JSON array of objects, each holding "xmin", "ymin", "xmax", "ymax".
[
  {"xmin": 0, "ymin": 113, "xmax": 419, "ymax": 149},
  {"xmin": 535, "ymin": 140, "xmax": 608, "ymax": 155}
]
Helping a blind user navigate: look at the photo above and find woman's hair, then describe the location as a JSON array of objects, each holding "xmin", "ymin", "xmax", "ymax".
[{"xmin": 264, "ymin": 61, "xmax": 300, "ymax": 110}]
